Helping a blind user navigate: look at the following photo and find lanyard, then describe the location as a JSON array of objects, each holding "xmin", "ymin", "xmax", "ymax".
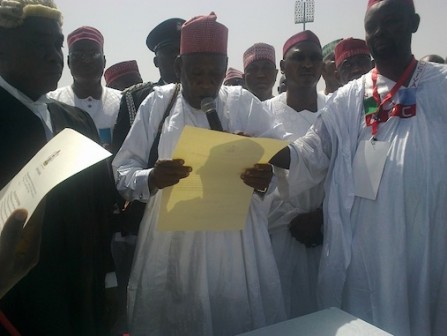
[{"xmin": 370, "ymin": 56, "xmax": 417, "ymax": 138}]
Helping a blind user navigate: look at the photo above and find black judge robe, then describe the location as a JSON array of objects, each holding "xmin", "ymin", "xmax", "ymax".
[{"xmin": 0, "ymin": 87, "xmax": 114, "ymax": 336}]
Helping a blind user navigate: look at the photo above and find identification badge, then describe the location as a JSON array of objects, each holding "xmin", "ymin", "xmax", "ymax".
[
  {"xmin": 352, "ymin": 140, "xmax": 391, "ymax": 200},
  {"xmin": 391, "ymin": 87, "xmax": 417, "ymax": 118},
  {"xmin": 98, "ymin": 128, "xmax": 112, "ymax": 145}
]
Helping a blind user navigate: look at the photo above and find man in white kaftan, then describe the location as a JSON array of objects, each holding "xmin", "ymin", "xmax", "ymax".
[
  {"xmin": 270, "ymin": 1, "xmax": 447, "ymax": 332},
  {"xmin": 113, "ymin": 13, "xmax": 286, "ymax": 336},
  {"xmin": 265, "ymin": 91, "xmax": 327, "ymax": 318},
  {"xmin": 48, "ymin": 26, "xmax": 121, "ymax": 146},
  {"xmin": 279, "ymin": 59, "xmax": 447, "ymax": 336},
  {"xmin": 263, "ymin": 30, "xmax": 328, "ymax": 318},
  {"xmin": 48, "ymin": 84, "xmax": 121, "ymax": 143}
]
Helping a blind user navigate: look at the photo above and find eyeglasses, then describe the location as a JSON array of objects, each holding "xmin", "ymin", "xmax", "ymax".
[{"xmin": 69, "ymin": 51, "xmax": 103, "ymax": 61}]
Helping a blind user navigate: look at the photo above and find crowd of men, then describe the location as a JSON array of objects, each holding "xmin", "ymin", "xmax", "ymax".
[{"xmin": 0, "ymin": 0, "xmax": 446, "ymax": 335}]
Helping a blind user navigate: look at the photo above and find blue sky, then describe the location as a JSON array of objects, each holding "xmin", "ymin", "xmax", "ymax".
[{"xmin": 55, "ymin": 0, "xmax": 447, "ymax": 89}]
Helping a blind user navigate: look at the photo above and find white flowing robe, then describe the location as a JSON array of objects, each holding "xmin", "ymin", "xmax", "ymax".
[
  {"xmin": 263, "ymin": 92, "xmax": 328, "ymax": 318},
  {"xmin": 279, "ymin": 62, "xmax": 447, "ymax": 335},
  {"xmin": 112, "ymin": 84, "xmax": 286, "ymax": 336},
  {"xmin": 48, "ymin": 85, "xmax": 121, "ymax": 139}
]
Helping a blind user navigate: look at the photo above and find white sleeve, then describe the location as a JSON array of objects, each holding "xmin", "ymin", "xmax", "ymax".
[
  {"xmin": 277, "ymin": 116, "xmax": 331, "ymax": 199},
  {"xmin": 232, "ymin": 88, "xmax": 286, "ymax": 139},
  {"xmin": 112, "ymin": 90, "xmax": 161, "ymax": 202}
]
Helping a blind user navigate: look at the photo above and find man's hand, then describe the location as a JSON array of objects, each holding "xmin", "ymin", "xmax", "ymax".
[
  {"xmin": 269, "ymin": 146, "xmax": 291, "ymax": 169},
  {"xmin": 149, "ymin": 159, "xmax": 192, "ymax": 190},
  {"xmin": 0, "ymin": 207, "xmax": 44, "ymax": 299},
  {"xmin": 241, "ymin": 163, "xmax": 273, "ymax": 192},
  {"xmin": 289, "ymin": 207, "xmax": 324, "ymax": 248}
]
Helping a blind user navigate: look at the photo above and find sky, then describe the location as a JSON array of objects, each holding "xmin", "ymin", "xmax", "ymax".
[{"xmin": 55, "ymin": 0, "xmax": 447, "ymax": 90}]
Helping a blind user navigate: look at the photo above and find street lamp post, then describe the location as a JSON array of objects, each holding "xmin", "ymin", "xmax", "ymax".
[{"xmin": 295, "ymin": 0, "xmax": 315, "ymax": 31}]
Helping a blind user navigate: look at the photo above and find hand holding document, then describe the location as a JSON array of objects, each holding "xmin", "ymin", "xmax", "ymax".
[
  {"xmin": 158, "ymin": 126, "xmax": 288, "ymax": 231},
  {"xmin": 0, "ymin": 208, "xmax": 43, "ymax": 299},
  {"xmin": 0, "ymin": 128, "xmax": 111, "ymax": 233}
]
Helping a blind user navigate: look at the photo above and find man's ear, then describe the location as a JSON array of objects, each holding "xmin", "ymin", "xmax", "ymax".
[
  {"xmin": 334, "ymin": 68, "xmax": 340, "ymax": 82},
  {"xmin": 321, "ymin": 61, "xmax": 329, "ymax": 76},
  {"xmin": 153, "ymin": 56, "xmax": 159, "ymax": 68},
  {"xmin": 411, "ymin": 13, "xmax": 420, "ymax": 33},
  {"xmin": 280, "ymin": 59, "xmax": 285, "ymax": 74},
  {"xmin": 174, "ymin": 56, "xmax": 182, "ymax": 79}
]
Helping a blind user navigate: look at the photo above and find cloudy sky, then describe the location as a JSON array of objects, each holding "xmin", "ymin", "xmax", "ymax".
[{"xmin": 55, "ymin": 0, "xmax": 447, "ymax": 89}]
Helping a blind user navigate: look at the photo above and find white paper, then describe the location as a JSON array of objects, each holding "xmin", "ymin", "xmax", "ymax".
[
  {"xmin": 0, "ymin": 128, "xmax": 111, "ymax": 232},
  {"xmin": 352, "ymin": 140, "xmax": 391, "ymax": 200}
]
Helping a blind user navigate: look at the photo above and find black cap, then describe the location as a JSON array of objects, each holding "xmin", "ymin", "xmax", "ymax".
[{"xmin": 146, "ymin": 18, "xmax": 185, "ymax": 53}]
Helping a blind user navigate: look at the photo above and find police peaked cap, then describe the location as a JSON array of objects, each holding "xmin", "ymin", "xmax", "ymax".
[{"xmin": 146, "ymin": 18, "xmax": 185, "ymax": 52}]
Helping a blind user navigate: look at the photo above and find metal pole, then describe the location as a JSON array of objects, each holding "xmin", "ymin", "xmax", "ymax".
[{"xmin": 303, "ymin": 1, "xmax": 306, "ymax": 31}]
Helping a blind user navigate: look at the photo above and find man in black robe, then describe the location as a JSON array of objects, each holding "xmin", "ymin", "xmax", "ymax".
[{"xmin": 0, "ymin": 1, "xmax": 113, "ymax": 335}]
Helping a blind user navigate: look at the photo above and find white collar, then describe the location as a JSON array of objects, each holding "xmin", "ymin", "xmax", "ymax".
[{"xmin": 0, "ymin": 75, "xmax": 53, "ymax": 138}]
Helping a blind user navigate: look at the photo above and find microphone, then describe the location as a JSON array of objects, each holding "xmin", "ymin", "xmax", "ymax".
[{"xmin": 200, "ymin": 97, "xmax": 223, "ymax": 131}]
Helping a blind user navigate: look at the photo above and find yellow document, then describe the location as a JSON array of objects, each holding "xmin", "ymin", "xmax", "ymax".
[
  {"xmin": 158, "ymin": 126, "xmax": 288, "ymax": 231},
  {"xmin": 0, "ymin": 129, "xmax": 111, "ymax": 231}
]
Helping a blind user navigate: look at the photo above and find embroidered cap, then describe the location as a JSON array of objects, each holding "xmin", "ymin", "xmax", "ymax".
[
  {"xmin": 224, "ymin": 67, "xmax": 243, "ymax": 82},
  {"xmin": 180, "ymin": 12, "xmax": 228, "ymax": 55},
  {"xmin": 283, "ymin": 30, "xmax": 321, "ymax": 58},
  {"xmin": 67, "ymin": 26, "xmax": 104, "ymax": 49},
  {"xmin": 104, "ymin": 60, "xmax": 141, "ymax": 86},
  {"xmin": 243, "ymin": 43, "xmax": 276, "ymax": 70},
  {"xmin": 335, "ymin": 38, "xmax": 370, "ymax": 68}
]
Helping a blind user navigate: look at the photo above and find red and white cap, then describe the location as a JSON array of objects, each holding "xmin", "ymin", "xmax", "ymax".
[
  {"xmin": 67, "ymin": 26, "xmax": 104, "ymax": 49},
  {"xmin": 334, "ymin": 38, "xmax": 370, "ymax": 68},
  {"xmin": 104, "ymin": 60, "xmax": 141, "ymax": 86},
  {"xmin": 224, "ymin": 67, "xmax": 243, "ymax": 82},
  {"xmin": 243, "ymin": 43, "xmax": 276, "ymax": 70},
  {"xmin": 180, "ymin": 12, "xmax": 228, "ymax": 55},
  {"xmin": 367, "ymin": 0, "xmax": 414, "ymax": 10},
  {"xmin": 283, "ymin": 30, "xmax": 321, "ymax": 58}
]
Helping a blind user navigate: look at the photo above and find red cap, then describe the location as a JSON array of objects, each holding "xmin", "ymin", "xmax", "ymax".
[
  {"xmin": 224, "ymin": 67, "xmax": 243, "ymax": 82},
  {"xmin": 180, "ymin": 12, "xmax": 228, "ymax": 55},
  {"xmin": 334, "ymin": 38, "xmax": 370, "ymax": 68},
  {"xmin": 283, "ymin": 30, "xmax": 321, "ymax": 58},
  {"xmin": 367, "ymin": 0, "xmax": 414, "ymax": 10},
  {"xmin": 67, "ymin": 26, "xmax": 104, "ymax": 49},
  {"xmin": 243, "ymin": 43, "xmax": 276, "ymax": 70},
  {"xmin": 104, "ymin": 60, "xmax": 141, "ymax": 86}
]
